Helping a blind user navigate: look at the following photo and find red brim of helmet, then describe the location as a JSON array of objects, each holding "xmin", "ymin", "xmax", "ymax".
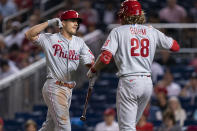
[{"xmin": 61, "ymin": 18, "xmax": 83, "ymax": 23}]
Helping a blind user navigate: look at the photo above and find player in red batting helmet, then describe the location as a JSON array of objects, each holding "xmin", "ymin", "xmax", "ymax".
[
  {"xmin": 25, "ymin": 8, "xmax": 95, "ymax": 131},
  {"xmin": 59, "ymin": 10, "xmax": 82, "ymax": 31},
  {"xmin": 87, "ymin": 0, "xmax": 180, "ymax": 131},
  {"xmin": 118, "ymin": 0, "xmax": 145, "ymax": 24},
  {"xmin": 59, "ymin": 10, "xmax": 82, "ymax": 23}
]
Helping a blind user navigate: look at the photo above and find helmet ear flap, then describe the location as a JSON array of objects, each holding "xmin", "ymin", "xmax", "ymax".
[
  {"xmin": 77, "ymin": 24, "xmax": 80, "ymax": 30},
  {"xmin": 77, "ymin": 20, "xmax": 81, "ymax": 30}
]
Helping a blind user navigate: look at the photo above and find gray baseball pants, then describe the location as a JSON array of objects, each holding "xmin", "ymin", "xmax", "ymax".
[
  {"xmin": 39, "ymin": 79, "xmax": 73, "ymax": 131},
  {"xmin": 116, "ymin": 75, "xmax": 153, "ymax": 131}
]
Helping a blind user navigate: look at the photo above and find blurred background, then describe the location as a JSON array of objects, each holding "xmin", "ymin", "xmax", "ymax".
[{"xmin": 0, "ymin": 0, "xmax": 197, "ymax": 131}]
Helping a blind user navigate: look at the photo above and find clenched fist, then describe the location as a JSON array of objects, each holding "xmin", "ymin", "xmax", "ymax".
[{"xmin": 48, "ymin": 18, "xmax": 63, "ymax": 28}]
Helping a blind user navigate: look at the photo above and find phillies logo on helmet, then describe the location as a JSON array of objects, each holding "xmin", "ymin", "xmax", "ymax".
[
  {"xmin": 76, "ymin": 12, "xmax": 79, "ymax": 17},
  {"xmin": 59, "ymin": 10, "xmax": 82, "ymax": 23}
]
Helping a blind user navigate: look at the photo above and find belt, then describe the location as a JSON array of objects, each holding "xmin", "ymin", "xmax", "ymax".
[
  {"xmin": 131, "ymin": 75, "xmax": 151, "ymax": 77},
  {"xmin": 120, "ymin": 74, "xmax": 151, "ymax": 78},
  {"xmin": 55, "ymin": 81, "xmax": 75, "ymax": 89}
]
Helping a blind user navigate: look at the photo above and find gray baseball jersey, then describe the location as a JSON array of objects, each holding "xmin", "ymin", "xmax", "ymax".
[
  {"xmin": 36, "ymin": 32, "xmax": 94, "ymax": 131},
  {"xmin": 35, "ymin": 32, "xmax": 94, "ymax": 82},
  {"xmin": 102, "ymin": 24, "xmax": 173, "ymax": 77},
  {"xmin": 101, "ymin": 24, "xmax": 174, "ymax": 131}
]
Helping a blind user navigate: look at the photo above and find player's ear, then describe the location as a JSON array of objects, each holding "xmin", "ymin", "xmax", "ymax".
[{"xmin": 61, "ymin": 20, "xmax": 66, "ymax": 27}]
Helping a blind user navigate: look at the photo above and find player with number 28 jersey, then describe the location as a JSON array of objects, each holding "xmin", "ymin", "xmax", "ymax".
[
  {"xmin": 102, "ymin": 24, "xmax": 177, "ymax": 77},
  {"xmin": 87, "ymin": 0, "xmax": 180, "ymax": 131}
]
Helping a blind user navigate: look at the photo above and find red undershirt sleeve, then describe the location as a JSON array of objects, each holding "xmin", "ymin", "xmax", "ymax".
[{"xmin": 170, "ymin": 40, "xmax": 180, "ymax": 52}]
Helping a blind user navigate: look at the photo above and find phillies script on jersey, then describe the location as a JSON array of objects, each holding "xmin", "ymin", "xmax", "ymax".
[
  {"xmin": 52, "ymin": 44, "xmax": 80, "ymax": 60},
  {"xmin": 34, "ymin": 33, "xmax": 94, "ymax": 82}
]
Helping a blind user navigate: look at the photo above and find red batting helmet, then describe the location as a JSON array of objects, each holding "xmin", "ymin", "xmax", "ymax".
[
  {"xmin": 104, "ymin": 108, "xmax": 116, "ymax": 116},
  {"xmin": 59, "ymin": 10, "xmax": 82, "ymax": 23},
  {"xmin": 118, "ymin": 0, "xmax": 142, "ymax": 19}
]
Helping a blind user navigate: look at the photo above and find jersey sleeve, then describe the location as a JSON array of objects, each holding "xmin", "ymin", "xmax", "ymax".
[
  {"xmin": 80, "ymin": 40, "xmax": 95, "ymax": 65},
  {"xmin": 155, "ymin": 29, "xmax": 174, "ymax": 50},
  {"xmin": 101, "ymin": 29, "xmax": 118, "ymax": 55},
  {"xmin": 33, "ymin": 33, "xmax": 47, "ymax": 47}
]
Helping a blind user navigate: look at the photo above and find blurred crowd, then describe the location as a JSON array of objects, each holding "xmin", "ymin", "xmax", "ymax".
[{"xmin": 0, "ymin": 117, "xmax": 37, "ymax": 131}]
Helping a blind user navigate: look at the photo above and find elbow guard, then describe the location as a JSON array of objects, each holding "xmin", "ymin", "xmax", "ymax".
[
  {"xmin": 99, "ymin": 50, "xmax": 113, "ymax": 64},
  {"xmin": 170, "ymin": 40, "xmax": 180, "ymax": 52}
]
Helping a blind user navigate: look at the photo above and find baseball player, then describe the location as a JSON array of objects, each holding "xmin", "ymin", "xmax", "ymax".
[
  {"xmin": 25, "ymin": 10, "xmax": 94, "ymax": 131},
  {"xmin": 87, "ymin": 0, "xmax": 180, "ymax": 131}
]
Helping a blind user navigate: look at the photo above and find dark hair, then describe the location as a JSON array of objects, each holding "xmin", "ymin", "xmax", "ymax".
[
  {"xmin": 163, "ymin": 110, "xmax": 176, "ymax": 124},
  {"xmin": 0, "ymin": 59, "xmax": 8, "ymax": 68},
  {"xmin": 9, "ymin": 44, "xmax": 19, "ymax": 52}
]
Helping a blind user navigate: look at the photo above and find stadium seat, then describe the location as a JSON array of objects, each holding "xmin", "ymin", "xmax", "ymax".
[
  {"xmin": 148, "ymin": 106, "xmax": 161, "ymax": 121},
  {"xmin": 15, "ymin": 112, "xmax": 31, "ymax": 122},
  {"xmin": 179, "ymin": 97, "xmax": 192, "ymax": 106},
  {"xmin": 184, "ymin": 120, "xmax": 197, "ymax": 126},
  {"xmin": 71, "ymin": 117, "xmax": 84, "ymax": 127},
  {"xmin": 72, "ymin": 125, "xmax": 86, "ymax": 131},
  {"xmin": 150, "ymin": 97, "xmax": 158, "ymax": 105},
  {"xmin": 152, "ymin": 120, "xmax": 162, "ymax": 127},
  {"xmin": 85, "ymin": 117, "xmax": 102, "ymax": 127},
  {"xmin": 4, "ymin": 119, "xmax": 23, "ymax": 131},
  {"xmin": 33, "ymin": 105, "xmax": 48, "ymax": 114}
]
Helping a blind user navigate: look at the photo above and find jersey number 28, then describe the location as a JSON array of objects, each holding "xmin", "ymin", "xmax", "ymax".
[{"xmin": 131, "ymin": 38, "xmax": 149, "ymax": 57}]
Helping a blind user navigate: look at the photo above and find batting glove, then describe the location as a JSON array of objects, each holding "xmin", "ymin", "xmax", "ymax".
[
  {"xmin": 87, "ymin": 67, "xmax": 97, "ymax": 79},
  {"xmin": 48, "ymin": 18, "xmax": 63, "ymax": 28}
]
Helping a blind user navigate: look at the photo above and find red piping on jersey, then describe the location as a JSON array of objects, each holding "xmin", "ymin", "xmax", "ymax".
[
  {"xmin": 100, "ymin": 50, "xmax": 113, "ymax": 64},
  {"xmin": 48, "ymin": 85, "xmax": 60, "ymax": 127},
  {"xmin": 170, "ymin": 40, "xmax": 180, "ymax": 52}
]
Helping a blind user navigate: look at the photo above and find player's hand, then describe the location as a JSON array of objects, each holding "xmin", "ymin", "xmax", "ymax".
[
  {"xmin": 87, "ymin": 67, "xmax": 97, "ymax": 79},
  {"xmin": 48, "ymin": 18, "xmax": 63, "ymax": 28}
]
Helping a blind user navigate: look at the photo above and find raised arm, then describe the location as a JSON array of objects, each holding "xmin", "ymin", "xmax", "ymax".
[
  {"xmin": 25, "ymin": 22, "xmax": 48, "ymax": 42},
  {"xmin": 25, "ymin": 18, "xmax": 62, "ymax": 42}
]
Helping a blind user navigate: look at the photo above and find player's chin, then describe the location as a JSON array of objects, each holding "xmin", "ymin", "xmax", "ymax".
[{"xmin": 70, "ymin": 29, "xmax": 77, "ymax": 35}]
